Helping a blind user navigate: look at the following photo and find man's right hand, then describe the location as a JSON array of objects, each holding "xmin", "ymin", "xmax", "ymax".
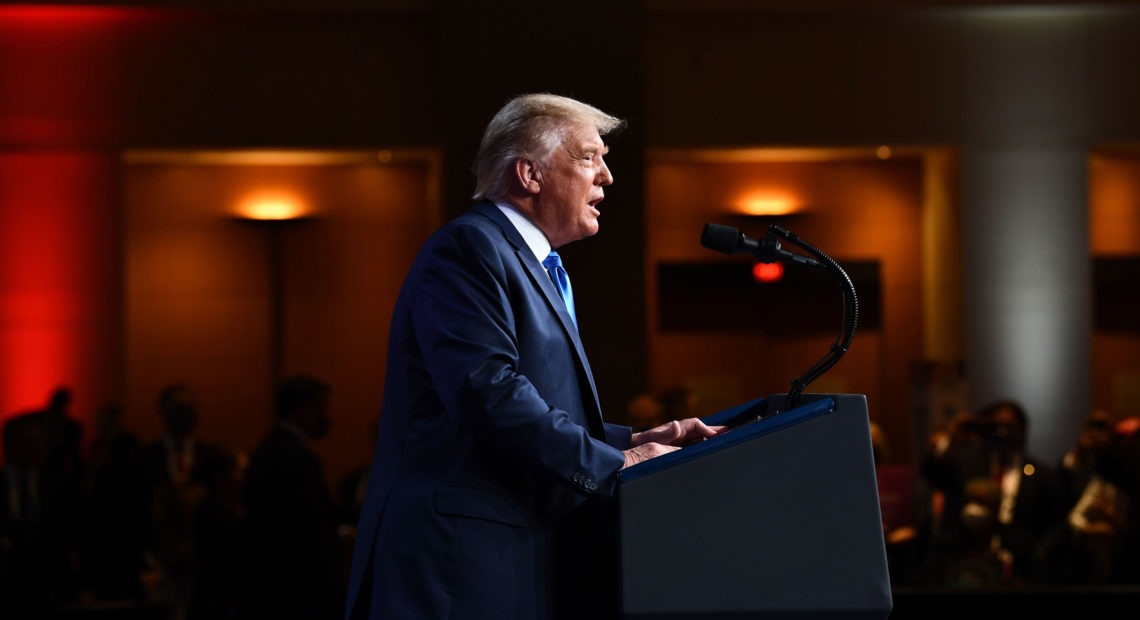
[{"xmin": 621, "ymin": 442, "xmax": 679, "ymax": 469}]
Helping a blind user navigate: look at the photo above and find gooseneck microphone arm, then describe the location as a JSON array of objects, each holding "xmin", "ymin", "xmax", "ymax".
[
  {"xmin": 766, "ymin": 225, "xmax": 858, "ymax": 411},
  {"xmin": 699, "ymin": 223, "xmax": 858, "ymax": 411}
]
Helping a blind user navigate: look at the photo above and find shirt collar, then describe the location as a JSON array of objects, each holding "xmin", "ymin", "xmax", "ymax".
[
  {"xmin": 276, "ymin": 420, "xmax": 309, "ymax": 443},
  {"xmin": 495, "ymin": 201, "xmax": 550, "ymax": 262},
  {"xmin": 162, "ymin": 434, "xmax": 195, "ymax": 454}
]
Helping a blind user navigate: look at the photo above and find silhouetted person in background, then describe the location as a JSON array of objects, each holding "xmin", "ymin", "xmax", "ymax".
[
  {"xmin": 49, "ymin": 387, "xmax": 84, "ymax": 473},
  {"xmin": 335, "ymin": 413, "xmax": 380, "ymax": 598},
  {"xmin": 1066, "ymin": 413, "xmax": 1140, "ymax": 584},
  {"xmin": 626, "ymin": 386, "xmax": 698, "ymax": 434},
  {"xmin": 921, "ymin": 399, "xmax": 1065, "ymax": 586},
  {"xmin": 626, "ymin": 392, "xmax": 666, "ymax": 432},
  {"xmin": 1108, "ymin": 416, "xmax": 1140, "ymax": 582},
  {"xmin": 241, "ymin": 374, "xmax": 341, "ymax": 620},
  {"xmin": 336, "ymin": 413, "xmax": 381, "ymax": 534},
  {"xmin": 10, "ymin": 387, "xmax": 85, "ymax": 479},
  {"xmin": 1, "ymin": 412, "xmax": 82, "ymax": 618},
  {"xmin": 659, "ymin": 384, "xmax": 699, "ymax": 422},
  {"xmin": 188, "ymin": 447, "xmax": 245, "ymax": 620},
  {"xmin": 871, "ymin": 420, "xmax": 926, "ymax": 586},
  {"xmin": 1047, "ymin": 409, "xmax": 1130, "ymax": 584},
  {"xmin": 77, "ymin": 402, "xmax": 149, "ymax": 604},
  {"xmin": 139, "ymin": 383, "xmax": 228, "ymax": 620}
]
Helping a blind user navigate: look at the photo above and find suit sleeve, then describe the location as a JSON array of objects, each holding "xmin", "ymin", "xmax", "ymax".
[
  {"xmin": 411, "ymin": 225, "xmax": 626, "ymax": 495},
  {"xmin": 604, "ymin": 423, "xmax": 633, "ymax": 450}
]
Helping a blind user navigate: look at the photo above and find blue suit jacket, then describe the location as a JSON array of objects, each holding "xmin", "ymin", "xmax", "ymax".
[{"xmin": 344, "ymin": 201, "xmax": 632, "ymax": 619}]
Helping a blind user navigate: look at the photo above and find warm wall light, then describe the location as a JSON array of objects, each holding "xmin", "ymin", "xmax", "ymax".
[
  {"xmin": 732, "ymin": 191, "xmax": 800, "ymax": 217},
  {"xmin": 235, "ymin": 190, "xmax": 308, "ymax": 221}
]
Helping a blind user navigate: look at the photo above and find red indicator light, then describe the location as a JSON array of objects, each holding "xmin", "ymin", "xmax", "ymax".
[{"xmin": 752, "ymin": 261, "xmax": 784, "ymax": 283}]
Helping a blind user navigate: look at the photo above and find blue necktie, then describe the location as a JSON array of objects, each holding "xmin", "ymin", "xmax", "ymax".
[{"xmin": 543, "ymin": 251, "xmax": 577, "ymax": 328}]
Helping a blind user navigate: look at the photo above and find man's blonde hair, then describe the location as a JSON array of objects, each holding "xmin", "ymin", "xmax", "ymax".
[{"xmin": 472, "ymin": 93, "xmax": 625, "ymax": 202}]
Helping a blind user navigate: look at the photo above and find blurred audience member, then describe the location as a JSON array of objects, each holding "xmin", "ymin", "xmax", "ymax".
[
  {"xmin": 1046, "ymin": 409, "xmax": 1128, "ymax": 584},
  {"xmin": 47, "ymin": 387, "xmax": 85, "ymax": 475},
  {"xmin": 921, "ymin": 399, "xmax": 1065, "ymax": 586},
  {"xmin": 77, "ymin": 402, "xmax": 149, "ymax": 604},
  {"xmin": 1058, "ymin": 410, "xmax": 1117, "ymax": 500},
  {"xmin": 1091, "ymin": 414, "xmax": 1140, "ymax": 583},
  {"xmin": 660, "ymin": 384, "xmax": 699, "ymax": 421},
  {"xmin": 139, "ymin": 383, "xmax": 228, "ymax": 620},
  {"xmin": 336, "ymin": 413, "xmax": 381, "ymax": 535},
  {"xmin": 871, "ymin": 421, "xmax": 930, "ymax": 586},
  {"xmin": 335, "ymin": 413, "xmax": 380, "ymax": 596},
  {"xmin": 11, "ymin": 387, "xmax": 85, "ymax": 479},
  {"xmin": 627, "ymin": 385, "xmax": 699, "ymax": 433},
  {"xmin": 188, "ymin": 447, "xmax": 245, "ymax": 620},
  {"xmin": 627, "ymin": 392, "xmax": 666, "ymax": 432},
  {"xmin": 1, "ymin": 412, "xmax": 82, "ymax": 618},
  {"xmin": 240, "ymin": 374, "xmax": 341, "ymax": 620}
]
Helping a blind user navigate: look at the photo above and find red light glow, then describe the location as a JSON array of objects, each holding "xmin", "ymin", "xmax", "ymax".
[
  {"xmin": 0, "ymin": 5, "xmax": 176, "ymax": 433},
  {"xmin": 0, "ymin": 5, "xmax": 168, "ymax": 145},
  {"xmin": 752, "ymin": 261, "xmax": 784, "ymax": 283},
  {"xmin": 0, "ymin": 6, "xmax": 139, "ymax": 21},
  {"xmin": 0, "ymin": 152, "xmax": 118, "ymax": 430}
]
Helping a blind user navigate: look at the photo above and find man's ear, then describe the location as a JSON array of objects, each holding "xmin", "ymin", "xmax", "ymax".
[{"xmin": 514, "ymin": 158, "xmax": 542, "ymax": 195}]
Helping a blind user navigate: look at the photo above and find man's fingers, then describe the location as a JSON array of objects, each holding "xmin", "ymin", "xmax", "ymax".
[{"xmin": 621, "ymin": 442, "xmax": 680, "ymax": 469}]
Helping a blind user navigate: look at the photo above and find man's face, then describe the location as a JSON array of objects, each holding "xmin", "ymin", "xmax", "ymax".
[
  {"xmin": 310, "ymin": 400, "xmax": 332, "ymax": 440},
  {"xmin": 296, "ymin": 396, "xmax": 332, "ymax": 441},
  {"xmin": 163, "ymin": 390, "xmax": 198, "ymax": 438},
  {"xmin": 533, "ymin": 123, "xmax": 613, "ymax": 248},
  {"xmin": 990, "ymin": 406, "xmax": 1025, "ymax": 455}
]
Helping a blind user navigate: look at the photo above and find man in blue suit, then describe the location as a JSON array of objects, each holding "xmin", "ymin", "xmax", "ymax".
[{"xmin": 344, "ymin": 93, "xmax": 721, "ymax": 619}]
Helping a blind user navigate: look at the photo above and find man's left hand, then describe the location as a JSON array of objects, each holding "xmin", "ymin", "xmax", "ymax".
[{"xmin": 632, "ymin": 418, "xmax": 725, "ymax": 448}]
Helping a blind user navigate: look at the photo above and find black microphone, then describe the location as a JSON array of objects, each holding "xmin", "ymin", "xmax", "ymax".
[{"xmin": 701, "ymin": 223, "xmax": 823, "ymax": 268}]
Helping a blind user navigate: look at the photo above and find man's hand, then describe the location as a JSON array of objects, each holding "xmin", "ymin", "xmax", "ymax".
[
  {"xmin": 622, "ymin": 442, "xmax": 679, "ymax": 469},
  {"xmin": 631, "ymin": 418, "xmax": 726, "ymax": 448}
]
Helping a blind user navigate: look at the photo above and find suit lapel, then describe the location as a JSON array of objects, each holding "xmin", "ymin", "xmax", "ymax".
[
  {"xmin": 520, "ymin": 251, "xmax": 606, "ymax": 438},
  {"xmin": 472, "ymin": 203, "xmax": 605, "ymax": 431}
]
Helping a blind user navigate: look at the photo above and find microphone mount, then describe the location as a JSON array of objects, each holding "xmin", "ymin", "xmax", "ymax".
[
  {"xmin": 700, "ymin": 223, "xmax": 823, "ymax": 269},
  {"xmin": 700, "ymin": 222, "xmax": 859, "ymax": 411}
]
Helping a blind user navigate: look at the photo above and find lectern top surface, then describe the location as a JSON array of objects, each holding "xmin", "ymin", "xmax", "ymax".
[{"xmin": 617, "ymin": 395, "xmax": 837, "ymax": 483}]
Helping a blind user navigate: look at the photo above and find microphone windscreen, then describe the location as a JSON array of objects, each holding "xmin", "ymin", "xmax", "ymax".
[{"xmin": 700, "ymin": 223, "xmax": 741, "ymax": 254}]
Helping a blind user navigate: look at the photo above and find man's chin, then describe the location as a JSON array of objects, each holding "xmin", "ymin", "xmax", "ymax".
[{"xmin": 561, "ymin": 221, "xmax": 600, "ymax": 246}]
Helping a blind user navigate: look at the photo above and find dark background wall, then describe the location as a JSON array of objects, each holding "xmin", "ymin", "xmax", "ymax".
[{"xmin": 5, "ymin": 0, "xmax": 1140, "ymax": 481}]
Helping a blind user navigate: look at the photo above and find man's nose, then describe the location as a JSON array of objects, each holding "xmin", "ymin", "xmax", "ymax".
[{"xmin": 597, "ymin": 160, "xmax": 614, "ymax": 186}]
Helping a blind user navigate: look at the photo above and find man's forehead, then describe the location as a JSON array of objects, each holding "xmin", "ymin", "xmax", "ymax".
[
  {"xmin": 563, "ymin": 123, "xmax": 605, "ymax": 146},
  {"xmin": 561, "ymin": 138, "xmax": 607, "ymax": 159}
]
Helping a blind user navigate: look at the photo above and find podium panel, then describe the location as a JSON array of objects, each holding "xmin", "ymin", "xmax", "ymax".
[{"xmin": 617, "ymin": 393, "xmax": 892, "ymax": 619}]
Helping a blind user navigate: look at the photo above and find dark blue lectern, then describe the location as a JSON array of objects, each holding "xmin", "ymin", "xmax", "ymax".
[{"xmin": 617, "ymin": 393, "xmax": 893, "ymax": 619}]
